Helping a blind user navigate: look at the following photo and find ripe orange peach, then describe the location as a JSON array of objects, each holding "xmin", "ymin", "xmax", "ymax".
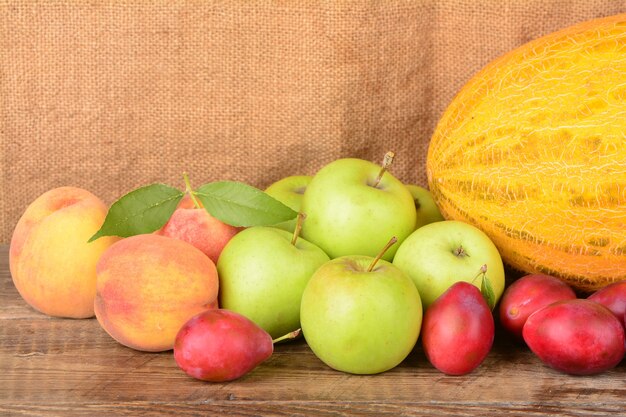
[
  {"xmin": 10, "ymin": 187, "xmax": 118, "ymax": 318},
  {"xmin": 95, "ymin": 234, "xmax": 219, "ymax": 352}
]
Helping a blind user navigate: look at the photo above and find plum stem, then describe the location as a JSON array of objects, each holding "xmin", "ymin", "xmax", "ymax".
[
  {"xmin": 291, "ymin": 213, "xmax": 306, "ymax": 246},
  {"xmin": 473, "ymin": 264, "xmax": 495, "ymax": 310},
  {"xmin": 367, "ymin": 236, "xmax": 398, "ymax": 272},
  {"xmin": 372, "ymin": 151, "xmax": 395, "ymax": 188},
  {"xmin": 272, "ymin": 328, "xmax": 301, "ymax": 344},
  {"xmin": 471, "ymin": 264, "xmax": 489, "ymax": 284},
  {"xmin": 183, "ymin": 172, "xmax": 201, "ymax": 209}
]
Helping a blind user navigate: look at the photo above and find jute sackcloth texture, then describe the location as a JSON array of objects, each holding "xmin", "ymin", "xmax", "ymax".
[{"xmin": 2, "ymin": 0, "xmax": 625, "ymax": 243}]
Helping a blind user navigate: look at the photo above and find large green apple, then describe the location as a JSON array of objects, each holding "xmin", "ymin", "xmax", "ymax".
[
  {"xmin": 217, "ymin": 226, "xmax": 329, "ymax": 338},
  {"xmin": 393, "ymin": 220, "xmax": 505, "ymax": 308},
  {"xmin": 406, "ymin": 184, "xmax": 445, "ymax": 229},
  {"xmin": 301, "ymin": 158, "xmax": 416, "ymax": 260},
  {"xmin": 300, "ymin": 255, "xmax": 422, "ymax": 374},
  {"xmin": 265, "ymin": 175, "xmax": 312, "ymax": 232}
]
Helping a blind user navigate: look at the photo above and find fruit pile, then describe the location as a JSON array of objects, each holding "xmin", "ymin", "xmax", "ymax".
[{"xmin": 10, "ymin": 152, "xmax": 626, "ymax": 381}]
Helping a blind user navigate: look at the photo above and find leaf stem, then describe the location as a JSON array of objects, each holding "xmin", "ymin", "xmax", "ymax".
[
  {"xmin": 367, "ymin": 236, "xmax": 397, "ymax": 272},
  {"xmin": 183, "ymin": 172, "xmax": 201, "ymax": 209},
  {"xmin": 272, "ymin": 328, "xmax": 301, "ymax": 344},
  {"xmin": 372, "ymin": 151, "xmax": 395, "ymax": 188},
  {"xmin": 291, "ymin": 212, "xmax": 306, "ymax": 246}
]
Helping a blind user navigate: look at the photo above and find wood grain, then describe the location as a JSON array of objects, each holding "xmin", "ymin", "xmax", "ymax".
[{"xmin": 0, "ymin": 245, "xmax": 624, "ymax": 416}]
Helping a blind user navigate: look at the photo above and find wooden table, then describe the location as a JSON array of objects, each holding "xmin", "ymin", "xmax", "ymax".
[{"xmin": 1, "ymin": 245, "xmax": 624, "ymax": 416}]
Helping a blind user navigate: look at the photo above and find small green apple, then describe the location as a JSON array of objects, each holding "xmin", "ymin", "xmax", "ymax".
[
  {"xmin": 301, "ymin": 155, "xmax": 416, "ymax": 260},
  {"xmin": 265, "ymin": 175, "xmax": 312, "ymax": 232},
  {"xmin": 300, "ymin": 239, "xmax": 422, "ymax": 374},
  {"xmin": 393, "ymin": 220, "xmax": 505, "ymax": 308},
  {"xmin": 406, "ymin": 184, "xmax": 444, "ymax": 229},
  {"xmin": 217, "ymin": 222, "xmax": 329, "ymax": 339}
]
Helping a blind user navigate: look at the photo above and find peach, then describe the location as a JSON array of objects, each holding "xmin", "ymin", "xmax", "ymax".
[
  {"xmin": 159, "ymin": 207, "xmax": 240, "ymax": 264},
  {"xmin": 9, "ymin": 187, "xmax": 118, "ymax": 319},
  {"xmin": 176, "ymin": 193, "xmax": 197, "ymax": 209},
  {"xmin": 95, "ymin": 234, "xmax": 219, "ymax": 352}
]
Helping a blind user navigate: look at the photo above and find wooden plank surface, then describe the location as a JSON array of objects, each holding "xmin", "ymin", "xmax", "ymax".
[{"xmin": 1, "ymin": 244, "xmax": 625, "ymax": 417}]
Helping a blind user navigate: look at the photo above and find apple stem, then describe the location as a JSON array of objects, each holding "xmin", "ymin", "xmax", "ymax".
[
  {"xmin": 183, "ymin": 172, "xmax": 201, "ymax": 209},
  {"xmin": 291, "ymin": 213, "xmax": 306, "ymax": 246},
  {"xmin": 367, "ymin": 236, "xmax": 398, "ymax": 272},
  {"xmin": 272, "ymin": 328, "xmax": 302, "ymax": 344},
  {"xmin": 372, "ymin": 151, "xmax": 395, "ymax": 188}
]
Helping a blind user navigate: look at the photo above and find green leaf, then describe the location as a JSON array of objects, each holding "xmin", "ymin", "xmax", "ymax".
[
  {"xmin": 195, "ymin": 181, "xmax": 298, "ymax": 227},
  {"xmin": 480, "ymin": 266, "xmax": 496, "ymax": 311},
  {"xmin": 89, "ymin": 184, "xmax": 184, "ymax": 242}
]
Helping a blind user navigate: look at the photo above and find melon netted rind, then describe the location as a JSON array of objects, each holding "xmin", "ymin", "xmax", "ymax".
[{"xmin": 426, "ymin": 14, "xmax": 626, "ymax": 293}]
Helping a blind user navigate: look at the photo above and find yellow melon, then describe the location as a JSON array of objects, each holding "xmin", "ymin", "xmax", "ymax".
[{"xmin": 426, "ymin": 14, "xmax": 626, "ymax": 292}]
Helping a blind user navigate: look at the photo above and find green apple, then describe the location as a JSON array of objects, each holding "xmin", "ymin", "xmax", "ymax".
[
  {"xmin": 300, "ymin": 250, "xmax": 422, "ymax": 374},
  {"xmin": 393, "ymin": 220, "xmax": 505, "ymax": 308},
  {"xmin": 406, "ymin": 184, "xmax": 445, "ymax": 229},
  {"xmin": 265, "ymin": 175, "xmax": 312, "ymax": 232},
  {"xmin": 217, "ymin": 225, "xmax": 329, "ymax": 339},
  {"xmin": 301, "ymin": 157, "xmax": 416, "ymax": 260}
]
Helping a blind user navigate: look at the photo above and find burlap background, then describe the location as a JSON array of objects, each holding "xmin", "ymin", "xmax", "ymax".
[{"xmin": 2, "ymin": 1, "xmax": 625, "ymax": 243}]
